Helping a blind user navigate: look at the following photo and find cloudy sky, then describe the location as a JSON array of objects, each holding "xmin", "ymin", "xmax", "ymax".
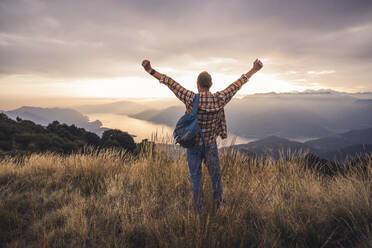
[{"xmin": 1, "ymin": 0, "xmax": 372, "ymax": 99}]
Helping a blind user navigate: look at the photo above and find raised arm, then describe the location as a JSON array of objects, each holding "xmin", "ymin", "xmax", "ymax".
[
  {"xmin": 141, "ymin": 59, "xmax": 195, "ymax": 105},
  {"xmin": 142, "ymin": 59, "xmax": 163, "ymax": 80},
  {"xmin": 216, "ymin": 58, "xmax": 263, "ymax": 105}
]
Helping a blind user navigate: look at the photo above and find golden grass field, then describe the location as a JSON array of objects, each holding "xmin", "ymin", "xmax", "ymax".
[{"xmin": 0, "ymin": 142, "xmax": 371, "ymax": 247}]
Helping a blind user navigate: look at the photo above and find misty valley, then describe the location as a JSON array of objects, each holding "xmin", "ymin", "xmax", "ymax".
[{"xmin": 1, "ymin": 90, "xmax": 371, "ymax": 161}]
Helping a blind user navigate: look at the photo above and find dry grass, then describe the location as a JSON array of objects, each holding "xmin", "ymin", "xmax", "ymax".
[{"xmin": 0, "ymin": 143, "xmax": 371, "ymax": 248}]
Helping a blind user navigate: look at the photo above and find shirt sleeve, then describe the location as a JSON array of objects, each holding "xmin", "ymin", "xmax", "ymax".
[
  {"xmin": 159, "ymin": 74, "xmax": 195, "ymax": 106},
  {"xmin": 215, "ymin": 74, "xmax": 249, "ymax": 106}
]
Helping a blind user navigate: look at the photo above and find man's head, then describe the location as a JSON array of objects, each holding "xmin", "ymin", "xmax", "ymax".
[{"xmin": 197, "ymin": 71, "xmax": 212, "ymax": 92}]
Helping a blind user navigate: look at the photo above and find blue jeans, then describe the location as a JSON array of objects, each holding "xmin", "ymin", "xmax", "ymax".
[{"xmin": 186, "ymin": 142, "xmax": 223, "ymax": 211}]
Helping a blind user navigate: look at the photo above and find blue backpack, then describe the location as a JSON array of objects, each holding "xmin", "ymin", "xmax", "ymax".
[{"xmin": 174, "ymin": 94, "xmax": 206, "ymax": 156}]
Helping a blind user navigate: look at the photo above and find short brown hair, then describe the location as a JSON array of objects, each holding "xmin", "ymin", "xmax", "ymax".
[{"xmin": 197, "ymin": 71, "xmax": 212, "ymax": 89}]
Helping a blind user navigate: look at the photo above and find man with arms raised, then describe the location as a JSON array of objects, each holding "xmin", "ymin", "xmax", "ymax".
[{"xmin": 142, "ymin": 58, "xmax": 263, "ymax": 211}]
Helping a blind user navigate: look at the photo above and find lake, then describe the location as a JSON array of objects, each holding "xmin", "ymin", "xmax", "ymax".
[{"xmin": 86, "ymin": 113, "xmax": 254, "ymax": 147}]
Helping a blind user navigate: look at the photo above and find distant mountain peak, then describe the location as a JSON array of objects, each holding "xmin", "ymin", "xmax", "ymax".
[
  {"xmin": 249, "ymin": 89, "xmax": 372, "ymax": 96},
  {"xmin": 14, "ymin": 106, "xmax": 43, "ymax": 111},
  {"xmin": 298, "ymin": 89, "xmax": 341, "ymax": 94},
  {"xmin": 11, "ymin": 106, "xmax": 75, "ymax": 112},
  {"xmin": 259, "ymin": 135, "xmax": 290, "ymax": 142}
]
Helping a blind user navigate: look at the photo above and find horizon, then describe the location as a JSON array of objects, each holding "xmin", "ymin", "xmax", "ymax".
[{"xmin": 1, "ymin": 87, "xmax": 372, "ymax": 111}]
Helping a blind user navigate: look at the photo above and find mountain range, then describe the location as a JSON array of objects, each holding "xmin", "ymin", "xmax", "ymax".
[
  {"xmin": 124, "ymin": 91, "xmax": 372, "ymax": 140},
  {"xmin": 231, "ymin": 128, "xmax": 372, "ymax": 161},
  {"xmin": 1, "ymin": 90, "xmax": 372, "ymax": 156},
  {"xmin": 0, "ymin": 103, "xmax": 371, "ymax": 161}
]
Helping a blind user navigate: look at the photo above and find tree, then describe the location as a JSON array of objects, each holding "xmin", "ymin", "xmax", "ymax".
[
  {"xmin": 83, "ymin": 132, "xmax": 100, "ymax": 146},
  {"xmin": 101, "ymin": 129, "xmax": 136, "ymax": 152},
  {"xmin": 0, "ymin": 113, "xmax": 139, "ymax": 155}
]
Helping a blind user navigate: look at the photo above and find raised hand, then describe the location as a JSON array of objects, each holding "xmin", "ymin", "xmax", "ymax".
[
  {"xmin": 142, "ymin": 59, "xmax": 152, "ymax": 73},
  {"xmin": 252, "ymin": 58, "xmax": 263, "ymax": 72}
]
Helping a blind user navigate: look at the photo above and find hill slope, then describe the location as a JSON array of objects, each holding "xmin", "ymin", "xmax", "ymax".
[
  {"xmin": 0, "ymin": 147, "xmax": 371, "ymax": 247},
  {"xmin": 232, "ymin": 136, "xmax": 314, "ymax": 159},
  {"xmin": 305, "ymin": 128, "xmax": 372, "ymax": 151},
  {"xmin": 232, "ymin": 128, "xmax": 372, "ymax": 160}
]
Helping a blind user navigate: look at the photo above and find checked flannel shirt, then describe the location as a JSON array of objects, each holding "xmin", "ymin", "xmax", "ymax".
[{"xmin": 160, "ymin": 74, "xmax": 249, "ymax": 146}]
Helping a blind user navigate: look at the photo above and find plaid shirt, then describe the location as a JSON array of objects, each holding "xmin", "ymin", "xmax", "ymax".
[{"xmin": 160, "ymin": 74, "xmax": 249, "ymax": 146}]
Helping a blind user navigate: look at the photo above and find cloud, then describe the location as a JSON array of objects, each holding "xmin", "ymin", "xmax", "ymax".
[
  {"xmin": 307, "ymin": 70, "xmax": 336, "ymax": 75},
  {"xmin": 0, "ymin": 0, "xmax": 372, "ymax": 91}
]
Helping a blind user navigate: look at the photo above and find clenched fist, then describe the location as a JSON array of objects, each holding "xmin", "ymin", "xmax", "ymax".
[
  {"xmin": 252, "ymin": 59, "xmax": 263, "ymax": 72},
  {"xmin": 142, "ymin": 59, "xmax": 152, "ymax": 73}
]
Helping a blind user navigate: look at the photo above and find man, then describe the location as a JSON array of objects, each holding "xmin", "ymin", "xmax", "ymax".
[{"xmin": 141, "ymin": 59, "xmax": 263, "ymax": 211}]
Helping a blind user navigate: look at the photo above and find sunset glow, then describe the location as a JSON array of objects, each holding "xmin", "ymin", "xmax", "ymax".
[
  {"xmin": 0, "ymin": 70, "xmax": 322, "ymax": 99},
  {"xmin": 0, "ymin": 0, "xmax": 371, "ymax": 102}
]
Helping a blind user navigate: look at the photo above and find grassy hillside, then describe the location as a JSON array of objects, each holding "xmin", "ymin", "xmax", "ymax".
[{"xmin": 0, "ymin": 145, "xmax": 371, "ymax": 247}]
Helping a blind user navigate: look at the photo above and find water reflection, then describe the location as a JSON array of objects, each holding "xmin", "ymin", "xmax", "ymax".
[
  {"xmin": 87, "ymin": 113, "xmax": 173, "ymax": 142},
  {"xmin": 86, "ymin": 113, "xmax": 254, "ymax": 147}
]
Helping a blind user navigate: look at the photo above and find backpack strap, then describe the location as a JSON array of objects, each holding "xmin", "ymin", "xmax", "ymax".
[{"xmin": 191, "ymin": 94, "xmax": 200, "ymax": 115}]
